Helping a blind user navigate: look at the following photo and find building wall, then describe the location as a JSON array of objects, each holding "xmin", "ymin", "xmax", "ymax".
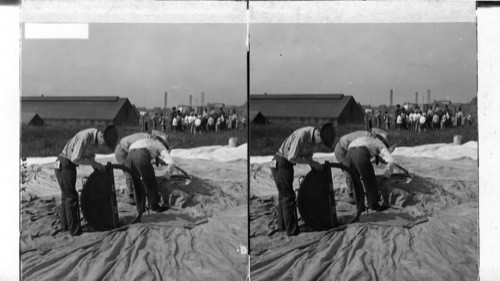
[
  {"xmin": 23, "ymin": 116, "xmax": 45, "ymax": 126},
  {"xmin": 250, "ymin": 95, "xmax": 365, "ymax": 125},
  {"xmin": 112, "ymin": 101, "xmax": 141, "ymax": 126},
  {"xmin": 21, "ymin": 97, "xmax": 141, "ymax": 127},
  {"xmin": 250, "ymin": 114, "xmax": 267, "ymax": 125},
  {"xmin": 30, "ymin": 116, "xmax": 45, "ymax": 126},
  {"xmin": 337, "ymin": 99, "xmax": 365, "ymax": 124},
  {"xmin": 40, "ymin": 116, "xmax": 138, "ymax": 127},
  {"xmin": 114, "ymin": 108, "xmax": 139, "ymax": 126},
  {"xmin": 265, "ymin": 116, "xmax": 337, "ymax": 125},
  {"xmin": 43, "ymin": 118, "xmax": 111, "ymax": 127}
]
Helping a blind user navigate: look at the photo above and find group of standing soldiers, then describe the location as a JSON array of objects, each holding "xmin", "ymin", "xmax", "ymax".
[
  {"xmin": 141, "ymin": 107, "xmax": 247, "ymax": 134},
  {"xmin": 366, "ymin": 104, "xmax": 474, "ymax": 132}
]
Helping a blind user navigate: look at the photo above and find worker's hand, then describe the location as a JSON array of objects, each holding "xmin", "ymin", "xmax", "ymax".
[
  {"xmin": 382, "ymin": 169, "xmax": 392, "ymax": 178},
  {"xmin": 92, "ymin": 162, "xmax": 105, "ymax": 172},
  {"xmin": 163, "ymin": 170, "xmax": 172, "ymax": 180},
  {"xmin": 310, "ymin": 161, "xmax": 323, "ymax": 171},
  {"xmin": 377, "ymin": 155, "xmax": 388, "ymax": 165},
  {"xmin": 388, "ymin": 144, "xmax": 397, "ymax": 154},
  {"xmin": 157, "ymin": 158, "xmax": 167, "ymax": 166},
  {"xmin": 163, "ymin": 164, "xmax": 176, "ymax": 179}
]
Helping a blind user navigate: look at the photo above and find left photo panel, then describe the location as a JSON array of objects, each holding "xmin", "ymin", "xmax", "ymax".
[{"xmin": 20, "ymin": 16, "xmax": 248, "ymax": 280}]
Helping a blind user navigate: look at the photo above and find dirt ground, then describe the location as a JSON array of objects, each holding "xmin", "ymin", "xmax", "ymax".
[
  {"xmin": 20, "ymin": 146, "xmax": 248, "ymax": 281},
  {"xmin": 250, "ymin": 142, "xmax": 478, "ymax": 281}
]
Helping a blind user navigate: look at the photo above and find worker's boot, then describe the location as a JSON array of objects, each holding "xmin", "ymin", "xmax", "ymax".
[
  {"xmin": 152, "ymin": 205, "xmax": 169, "ymax": 213},
  {"xmin": 148, "ymin": 192, "xmax": 168, "ymax": 212}
]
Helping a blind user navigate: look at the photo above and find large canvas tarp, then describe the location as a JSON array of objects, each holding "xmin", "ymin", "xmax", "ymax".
[
  {"xmin": 21, "ymin": 145, "xmax": 248, "ymax": 281},
  {"xmin": 250, "ymin": 142, "xmax": 478, "ymax": 281}
]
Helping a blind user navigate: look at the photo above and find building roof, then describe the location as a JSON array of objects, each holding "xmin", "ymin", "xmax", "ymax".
[
  {"xmin": 253, "ymin": 94, "xmax": 344, "ymax": 100},
  {"xmin": 21, "ymin": 96, "xmax": 134, "ymax": 121},
  {"xmin": 22, "ymin": 96, "xmax": 120, "ymax": 102},
  {"xmin": 21, "ymin": 112, "xmax": 43, "ymax": 125},
  {"xmin": 470, "ymin": 97, "xmax": 477, "ymax": 105},
  {"xmin": 249, "ymin": 111, "xmax": 263, "ymax": 122},
  {"xmin": 250, "ymin": 94, "xmax": 354, "ymax": 119}
]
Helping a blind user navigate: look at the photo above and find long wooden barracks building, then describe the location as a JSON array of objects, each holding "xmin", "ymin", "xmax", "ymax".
[
  {"xmin": 21, "ymin": 96, "xmax": 140, "ymax": 126},
  {"xmin": 250, "ymin": 94, "xmax": 365, "ymax": 125}
]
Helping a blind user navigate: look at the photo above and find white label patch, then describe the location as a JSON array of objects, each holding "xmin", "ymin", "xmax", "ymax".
[{"xmin": 25, "ymin": 23, "xmax": 89, "ymax": 39}]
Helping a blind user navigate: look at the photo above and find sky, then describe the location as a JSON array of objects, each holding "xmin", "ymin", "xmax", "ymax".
[
  {"xmin": 21, "ymin": 22, "xmax": 478, "ymax": 108},
  {"xmin": 250, "ymin": 23, "xmax": 477, "ymax": 106},
  {"xmin": 22, "ymin": 23, "xmax": 247, "ymax": 108}
]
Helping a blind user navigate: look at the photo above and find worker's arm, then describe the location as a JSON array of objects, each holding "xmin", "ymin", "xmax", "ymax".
[
  {"xmin": 287, "ymin": 133, "xmax": 323, "ymax": 170},
  {"xmin": 158, "ymin": 149, "xmax": 176, "ymax": 179},
  {"xmin": 72, "ymin": 138, "xmax": 105, "ymax": 171},
  {"xmin": 90, "ymin": 159, "xmax": 105, "ymax": 172},
  {"xmin": 69, "ymin": 134, "xmax": 101, "ymax": 168},
  {"xmin": 378, "ymin": 147, "xmax": 395, "ymax": 177},
  {"xmin": 69, "ymin": 135, "xmax": 88, "ymax": 164},
  {"xmin": 291, "ymin": 158, "xmax": 323, "ymax": 170}
]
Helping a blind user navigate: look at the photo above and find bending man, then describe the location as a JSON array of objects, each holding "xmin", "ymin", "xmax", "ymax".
[
  {"xmin": 125, "ymin": 137, "xmax": 176, "ymax": 212},
  {"xmin": 343, "ymin": 133, "xmax": 394, "ymax": 211},
  {"xmin": 334, "ymin": 128, "xmax": 389, "ymax": 203},
  {"xmin": 115, "ymin": 130, "xmax": 171, "ymax": 205},
  {"xmin": 271, "ymin": 123, "xmax": 335, "ymax": 236},
  {"xmin": 55, "ymin": 125, "xmax": 118, "ymax": 236}
]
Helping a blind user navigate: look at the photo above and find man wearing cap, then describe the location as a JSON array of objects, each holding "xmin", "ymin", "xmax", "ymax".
[
  {"xmin": 343, "ymin": 131, "xmax": 394, "ymax": 211},
  {"xmin": 115, "ymin": 130, "xmax": 171, "ymax": 205},
  {"xmin": 271, "ymin": 123, "xmax": 335, "ymax": 236},
  {"xmin": 54, "ymin": 125, "xmax": 118, "ymax": 236},
  {"xmin": 125, "ymin": 136, "xmax": 176, "ymax": 212},
  {"xmin": 334, "ymin": 128, "xmax": 389, "ymax": 203}
]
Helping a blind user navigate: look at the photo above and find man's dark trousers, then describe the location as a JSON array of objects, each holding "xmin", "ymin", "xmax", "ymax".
[
  {"xmin": 271, "ymin": 155, "xmax": 300, "ymax": 236},
  {"xmin": 343, "ymin": 147, "xmax": 380, "ymax": 209},
  {"xmin": 54, "ymin": 157, "xmax": 82, "ymax": 236},
  {"xmin": 125, "ymin": 148, "xmax": 161, "ymax": 210}
]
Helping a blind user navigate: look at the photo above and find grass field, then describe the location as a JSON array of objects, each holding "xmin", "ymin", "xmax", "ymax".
[
  {"xmin": 21, "ymin": 125, "xmax": 248, "ymax": 158},
  {"xmin": 21, "ymin": 122, "xmax": 477, "ymax": 157},
  {"xmin": 250, "ymin": 122, "xmax": 478, "ymax": 156}
]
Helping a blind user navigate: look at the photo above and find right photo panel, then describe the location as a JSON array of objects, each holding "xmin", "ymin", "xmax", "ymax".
[{"xmin": 249, "ymin": 2, "xmax": 478, "ymax": 280}]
